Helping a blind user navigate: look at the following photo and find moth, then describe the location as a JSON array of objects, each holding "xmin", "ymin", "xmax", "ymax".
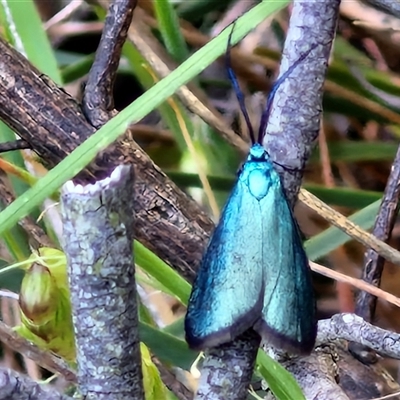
[{"xmin": 185, "ymin": 27, "xmax": 317, "ymax": 354}]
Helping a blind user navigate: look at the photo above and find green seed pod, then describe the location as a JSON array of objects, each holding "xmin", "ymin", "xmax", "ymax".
[
  {"xmin": 19, "ymin": 262, "xmax": 58, "ymax": 326},
  {"xmin": 15, "ymin": 248, "xmax": 75, "ymax": 362}
]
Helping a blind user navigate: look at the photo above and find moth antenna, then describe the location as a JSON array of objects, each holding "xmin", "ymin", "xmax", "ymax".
[
  {"xmin": 226, "ymin": 22, "xmax": 256, "ymax": 145},
  {"xmin": 258, "ymin": 45, "xmax": 318, "ymax": 143}
]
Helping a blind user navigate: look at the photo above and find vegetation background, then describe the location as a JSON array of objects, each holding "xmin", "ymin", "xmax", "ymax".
[{"xmin": 1, "ymin": 0, "xmax": 400, "ymax": 399}]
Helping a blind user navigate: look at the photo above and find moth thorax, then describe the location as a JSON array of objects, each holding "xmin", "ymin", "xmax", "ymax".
[{"xmin": 247, "ymin": 169, "xmax": 270, "ymax": 200}]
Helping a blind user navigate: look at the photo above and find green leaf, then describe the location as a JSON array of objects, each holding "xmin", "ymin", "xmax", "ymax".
[
  {"xmin": 305, "ymin": 199, "xmax": 381, "ymax": 261},
  {"xmin": 0, "ymin": 124, "xmax": 31, "ymax": 261},
  {"xmin": 311, "ymin": 141, "xmax": 398, "ymax": 163},
  {"xmin": 139, "ymin": 321, "xmax": 197, "ymax": 370},
  {"xmin": 304, "ymin": 184, "xmax": 381, "ymax": 209},
  {"xmin": 0, "ymin": 0, "xmax": 62, "ymax": 84},
  {"xmin": 134, "ymin": 241, "xmax": 191, "ymax": 305},
  {"xmin": 61, "ymin": 53, "xmax": 95, "ymax": 84},
  {"xmin": 256, "ymin": 350, "xmax": 305, "ymax": 400},
  {"xmin": 162, "ymin": 316, "xmax": 185, "ymax": 337},
  {"xmin": 154, "ymin": 0, "xmax": 189, "ymax": 63},
  {"xmin": 141, "ymin": 342, "xmax": 169, "ymax": 400}
]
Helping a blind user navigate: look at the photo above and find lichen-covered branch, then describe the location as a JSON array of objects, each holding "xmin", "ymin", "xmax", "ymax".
[
  {"xmin": 263, "ymin": 313, "xmax": 400, "ymax": 399},
  {"xmin": 61, "ymin": 165, "xmax": 143, "ymax": 399},
  {"xmin": 0, "ymin": 368, "xmax": 73, "ymax": 400},
  {"xmin": 195, "ymin": 331, "xmax": 260, "ymax": 400},
  {"xmin": 264, "ymin": 0, "xmax": 339, "ymax": 206},
  {"xmin": 267, "ymin": 346, "xmax": 349, "ymax": 400},
  {"xmin": 319, "ymin": 313, "xmax": 400, "ymax": 359}
]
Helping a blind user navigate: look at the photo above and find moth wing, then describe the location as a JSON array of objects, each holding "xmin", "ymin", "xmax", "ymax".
[
  {"xmin": 185, "ymin": 180, "xmax": 264, "ymax": 349},
  {"xmin": 256, "ymin": 186, "xmax": 317, "ymax": 354}
]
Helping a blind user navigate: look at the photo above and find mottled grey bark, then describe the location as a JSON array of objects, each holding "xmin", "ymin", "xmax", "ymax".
[
  {"xmin": 361, "ymin": 0, "xmax": 400, "ymax": 18},
  {"xmin": 0, "ymin": 368, "xmax": 73, "ymax": 400},
  {"xmin": 195, "ymin": 331, "xmax": 260, "ymax": 400},
  {"xmin": 275, "ymin": 317, "xmax": 400, "ymax": 400},
  {"xmin": 261, "ymin": 313, "xmax": 400, "ymax": 400},
  {"xmin": 266, "ymin": 346, "xmax": 349, "ymax": 400},
  {"xmin": 61, "ymin": 165, "xmax": 143, "ymax": 399},
  {"xmin": 264, "ymin": 0, "xmax": 339, "ymax": 206},
  {"xmin": 318, "ymin": 313, "xmax": 400, "ymax": 359}
]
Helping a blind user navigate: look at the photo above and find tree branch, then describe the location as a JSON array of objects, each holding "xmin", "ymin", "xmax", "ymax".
[
  {"xmin": 264, "ymin": 0, "xmax": 337, "ymax": 206},
  {"xmin": 61, "ymin": 165, "xmax": 143, "ymax": 399},
  {"xmin": 83, "ymin": 0, "xmax": 137, "ymax": 127},
  {"xmin": 0, "ymin": 321, "xmax": 76, "ymax": 383},
  {"xmin": 0, "ymin": 367, "xmax": 73, "ymax": 400},
  {"xmin": 319, "ymin": 313, "xmax": 400, "ymax": 359}
]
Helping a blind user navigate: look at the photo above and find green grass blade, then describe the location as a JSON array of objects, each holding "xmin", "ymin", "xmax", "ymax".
[
  {"xmin": 310, "ymin": 141, "xmax": 398, "ymax": 163},
  {"xmin": 139, "ymin": 321, "xmax": 197, "ymax": 370},
  {"xmin": 61, "ymin": 53, "xmax": 95, "ymax": 84},
  {"xmin": 304, "ymin": 184, "xmax": 381, "ymax": 209},
  {"xmin": 305, "ymin": 199, "xmax": 381, "ymax": 261},
  {"xmin": 154, "ymin": 0, "xmax": 189, "ymax": 63},
  {"xmin": 0, "ymin": 0, "xmax": 62, "ymax": 84},
  {"xmin": 134, "ymin": 241, "xmax": 191, "ymax": 305},
  {"xmin": 256, "ymin": 350, "xmax": 305, "ymax": 400}
]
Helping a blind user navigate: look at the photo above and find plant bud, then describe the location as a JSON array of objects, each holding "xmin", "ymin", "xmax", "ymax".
[{"xmin": 19, "ymin": 262, "xmax": 58, "ymax": 326}]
